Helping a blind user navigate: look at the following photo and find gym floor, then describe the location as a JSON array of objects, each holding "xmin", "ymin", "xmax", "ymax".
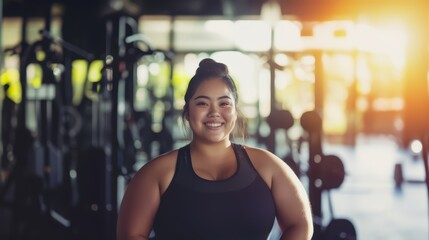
[{"xmin": 322, "ymin": 134, "xmax": 428, "ymax": 240}]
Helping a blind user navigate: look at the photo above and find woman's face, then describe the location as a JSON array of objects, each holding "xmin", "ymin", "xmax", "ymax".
[{"xmin": 186, "ymin": 78, "xmax": 237, "ymax": 144}]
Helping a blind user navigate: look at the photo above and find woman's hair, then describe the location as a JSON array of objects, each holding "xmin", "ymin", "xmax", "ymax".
[{"xmin": 182, "ymin": 58, "xmax": 246, "ymax": 140}]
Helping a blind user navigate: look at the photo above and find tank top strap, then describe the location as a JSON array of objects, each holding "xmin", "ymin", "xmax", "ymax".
[
  {"xmin": 175, "ymin": 144, "xmax": 191, "ymax": 179},
  {"xmin": 176, "ymin": 144, "xmax": 191, "ymax": 169},
  {"xmin": 232, "ymin": 143, "xmax": 255, "ymax": 175}
]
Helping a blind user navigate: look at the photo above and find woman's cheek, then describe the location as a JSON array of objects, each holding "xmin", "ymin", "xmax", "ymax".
[{"xmin": 227, "ymin": 109, "xmax": 238, "ymax": 120}]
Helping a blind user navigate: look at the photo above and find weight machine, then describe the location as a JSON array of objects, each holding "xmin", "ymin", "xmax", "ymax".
[
  {"xmin": 0, "ymin": 2, "xmax": 173, "ymax": 239},
  {"xmin": 300, "ymin": 110, "xmax": 356, "ymax": 240},
  {"xmin": 259, "ymin": 48, "xmax": 357, "ymax": 239}
]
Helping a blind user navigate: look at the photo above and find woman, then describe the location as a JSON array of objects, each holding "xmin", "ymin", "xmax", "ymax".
[{"xmin": 117, "ymin": 58, "xmax": 313, "ymax": 240}]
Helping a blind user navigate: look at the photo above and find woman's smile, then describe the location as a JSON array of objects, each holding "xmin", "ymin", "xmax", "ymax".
[{"xmin": 204, "ymin": 121, "xmax": 224, "ymax": 128}]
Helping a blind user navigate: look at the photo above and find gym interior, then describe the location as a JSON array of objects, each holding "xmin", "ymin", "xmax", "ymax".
[{"xmin": 1, "ymin": 0, "xmax": 429, "ymax": 239}]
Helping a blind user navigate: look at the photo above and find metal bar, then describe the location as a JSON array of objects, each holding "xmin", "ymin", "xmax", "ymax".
[{"xmin": 0, "ymin": 0, "xmax": 3, "ymax": 71}]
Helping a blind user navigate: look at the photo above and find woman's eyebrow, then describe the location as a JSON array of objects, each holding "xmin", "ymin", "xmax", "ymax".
[
  {"xmin": 218, "ymin": 96, "xmax": 232, "ymax": 100},
  {"xmin": 193, "ymin": 95, "xmax": 210, "ymax": 100},
  {"xmin": 193, "ymin": 95, "xmax": 232, "ymax": 100}
]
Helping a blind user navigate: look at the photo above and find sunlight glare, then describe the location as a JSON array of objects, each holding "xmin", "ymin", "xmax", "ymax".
[
  {"xmin": 204, "ymin": 20, "xmax": 234, "ymax": 41},
  {"xmin": 234, "ymin": 20, "xmax": 271, "ymax": 52},
  {"xmin": 355, "ymin": 21, "xmax": 408, "ymax": 70}
]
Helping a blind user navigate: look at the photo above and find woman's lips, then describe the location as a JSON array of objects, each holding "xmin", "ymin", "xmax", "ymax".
[{"xmin": 205, "ymin": 122, "xmax": 223, "ymax": 128}]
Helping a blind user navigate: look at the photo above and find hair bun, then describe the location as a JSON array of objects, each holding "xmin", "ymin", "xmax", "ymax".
[{"xmin": 196, "ymin": 58, "xmax": 229, "ymax": 76}]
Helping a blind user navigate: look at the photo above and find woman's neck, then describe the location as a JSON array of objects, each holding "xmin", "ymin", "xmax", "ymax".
[{"xmin": 190, "ymin": 140, "xmax": 232, "ymax": 159}]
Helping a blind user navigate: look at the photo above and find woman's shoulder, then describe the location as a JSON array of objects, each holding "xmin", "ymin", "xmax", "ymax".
[
  {"xmin": 239, "ymin": 144, "xmax": 291, "ymax": 175},
  {"xmin": 146, "ymin": 148, "xmax": 178, "ymax": 169},
  {"xmin": 132, "ymin": 149, "xmax": 179, "ymax": 183},
  {"xmin": 239, "ymin": 144, "xmax": 279, "ymax": 163}
]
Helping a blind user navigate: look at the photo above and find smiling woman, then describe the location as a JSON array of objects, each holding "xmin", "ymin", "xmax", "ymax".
[
  {"xmin": 185, "ymin": 78, "xmax": 237, "ymax": 144},
  {"xmin": 116, "ymin": 58, "xmax": 313, "ymax": 240},
  {"xmin": 182, "ymin": 58, "xmax": 246, "ymax": 142}
]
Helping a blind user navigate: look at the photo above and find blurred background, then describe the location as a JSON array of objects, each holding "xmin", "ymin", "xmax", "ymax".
[{"xmin": 0, "ymin": 0, "xmax": 428, "ymax": 239}]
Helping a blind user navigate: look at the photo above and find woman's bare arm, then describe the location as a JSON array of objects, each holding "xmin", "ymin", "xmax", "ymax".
[
  {"xmin": 117, "ymin": 151, "xmax": 177, "ymax": 240},
  {"xmin": 270, "ymin": 152, "xmax": 313, "ymax": 240},
  {"xmin": 245, "ymin": 147, "xmax": 313, "ymax": 240}
]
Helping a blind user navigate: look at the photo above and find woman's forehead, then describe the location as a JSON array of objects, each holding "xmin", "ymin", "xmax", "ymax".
[{"xmin": 193, "ymin": 78, "xmax": 234, "ymax": 97}]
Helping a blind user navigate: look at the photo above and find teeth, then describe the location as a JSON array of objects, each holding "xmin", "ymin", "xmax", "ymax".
[{"xmin": 206, "ymin": 123, "xmax": 222, "ymax": 127}]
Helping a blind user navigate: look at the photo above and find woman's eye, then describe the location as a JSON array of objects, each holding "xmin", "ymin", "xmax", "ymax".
[
  {"xmin": 196, "ymin": 102, "xmax": 208, "ymax": 106},
  {"xmin": 220, "ymin": 102, "xmax": 231, "ymax": 107}
]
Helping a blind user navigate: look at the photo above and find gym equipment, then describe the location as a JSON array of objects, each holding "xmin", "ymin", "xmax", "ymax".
[
  {"xmin": 73, "ymin": 12, "xmax": 174, "ymax": 239},
  {"xmin": 266, "ymin": 109, "xmax": 295, "ymax": 130},
  {"xmin": 300, "ymin": 110, "xmax": 356, "ymax": 240},
  {"xmin": 127, "ymin": 35, "xmax": 175, "ymax": 159},
  {"xmin": 262, "ymin": 109, "xmax": 300, "ymax": 177},
  {"xmin": 0, "ymin": 14, "xmax": 40, "ymax": 239},
  {"xmin": 0, "ymin": 84, "xmax": 18, "ymax": 173},
  {"xmin": 272, "ymin": 109, "xmax": 300, "ymax": 177},
  {"xmin": 318, "ymin": 155, "xmax": 345, "ymax": 190},
  {"xmin": 0, "ymin": 3, "xmax": 97, "ymax": 238},
  {"xmin": 261, "ymin": 111, "xmax": 299, "ymax": 176},
  {"xmin": 300, "ymin": 110, "xmax": 323, "ymax": 238},
  {"xmin": 323, "ymin": 218, "xmax": 357, "ymax": 240},
  {"xmin": 0, "ymin": 17, "xmax": 57, "ymax": 240}
]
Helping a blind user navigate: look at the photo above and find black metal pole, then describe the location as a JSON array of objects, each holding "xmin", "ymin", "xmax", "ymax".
[
  {"xmin": 314, "ymin": 50, "xmax": 324, "ymax": 115},
  {"xmin": 0, "ymin": 0, "xmax": 3, "ymax": 71},
  {"xmin": 0, "ymin": 0, "xmax": 3, "ymax": 173}
]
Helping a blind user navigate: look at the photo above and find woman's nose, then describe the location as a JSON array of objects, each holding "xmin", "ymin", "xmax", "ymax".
[{"xmin": 208, "ymin": 106, "xmax": 220, "ymax": 117}]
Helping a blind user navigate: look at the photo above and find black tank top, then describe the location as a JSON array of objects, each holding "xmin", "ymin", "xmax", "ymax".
[{"xmin": 152, "ymin": 143, "xmax": 276, "ymax": 240}]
